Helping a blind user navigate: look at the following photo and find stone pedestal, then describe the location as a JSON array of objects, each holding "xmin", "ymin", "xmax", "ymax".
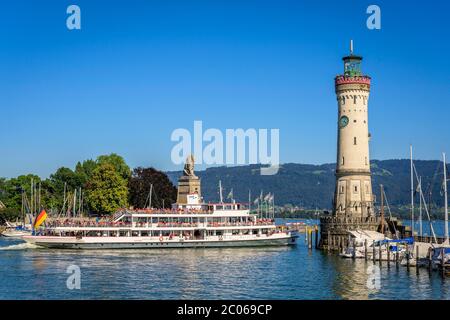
[{"xmin": 176, "ymin": 175, "xmax": 201, "ymax": 205}]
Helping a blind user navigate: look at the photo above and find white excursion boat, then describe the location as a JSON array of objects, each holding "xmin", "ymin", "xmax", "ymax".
[
  {"xmin": 23, "ymin": 156, "xmax": 298, "ymax": 249},
  {"xmin": 23, "ymin": 202, "xmax": 297, "ymax": 249}
]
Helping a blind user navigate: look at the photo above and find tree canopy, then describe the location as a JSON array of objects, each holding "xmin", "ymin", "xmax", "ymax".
[
  {"xmin": 0, "ymin": 153, "xmax": 148, "ymax": 221},
  {"xmin": 85, "ymin": 163, "xmax": 129, "ymax": 215},
  {"xmin": 129, "ymin": 167, "xmax": 177, "ymax": 209},
  {"xmin": 97, "ymin": 153, "xmax": 131, "ymax": 180}
]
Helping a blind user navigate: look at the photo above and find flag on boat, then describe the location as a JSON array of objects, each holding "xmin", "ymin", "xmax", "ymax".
[
  {"xmin": 34, "ymin": 210, "xmax": 47, "ymax": 229},
  {"xmin": 227, "ymin": 189, "xmax": 233, "ymax": 199},
  {"xmin": 264, "ymin": 193, "xmax": 271, "ymax": 202}
]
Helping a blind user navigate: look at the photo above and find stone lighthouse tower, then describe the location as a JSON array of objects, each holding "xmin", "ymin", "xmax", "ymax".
[
  {"xmin": 319, "ymin": 41, "xmax": 382, "ymax": 250},
  {"xmin": 333, "ymin": 41, "xmax": 374, "ymax": 218}
]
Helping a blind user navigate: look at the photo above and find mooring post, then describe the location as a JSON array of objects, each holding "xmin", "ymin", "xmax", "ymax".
[
  {"xmin": 428, "ymin": 247, "xmax": 432, "ymax": 272},
  {"xmin": 441, "ymin": 248, "xmax": 445, "ymax": 278},
  {"xmin": 378, "ymin": 241, "xmax": 382, "ymax": 266},
  {"xmin": 352, "ymin": 238, "xmax": 356, "ymax": 259},
  {"xmin": 372, "ymin": 240, "xmax": 376, "ymax": 264},
  {"xmin": 364, "ymin": 239, "xmax": 368, "ymax": 261},
  {"xmin": 396, "ymin": 249, "xmax": 399, "ymax": 269},
  {"xmin": 395, "ymin": 248, "xmax": 399, "ymax": 267},
  {"xmin": 406, "ymin": 245, "xmax": 410, "ymax": 271},
  {"xmin": 416, "ymin": 245, "xmax": 420, "ymax": 275},
  {"xmin": 387, "ymin": 243, "xmax": 390, "ymax": 268},
  {"xmin": 315, "ymin": 225, "xmax": 319, "ymax": 249},
  {"xmin": 308, "ymin": 229, "xmax": 312, "ymax": 250}
]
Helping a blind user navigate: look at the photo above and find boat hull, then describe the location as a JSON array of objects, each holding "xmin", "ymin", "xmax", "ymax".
[
  {"xmin": 1, "ymin": 230, "xmax": 32, "ymax": 238},
  {"xmin": 23, "ymin": 234, "xmax": 297, "ymax": 249}
]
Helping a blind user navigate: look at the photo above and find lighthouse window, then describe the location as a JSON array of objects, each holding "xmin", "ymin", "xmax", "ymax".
[
  {"xmin": 353, "ymin": 96, "xmax": 357, "ymax": 104},
  {"xmin": 341, "ymin": 157, "xmax": 345, "ymax": 165},
  {"xmin": 342, "ymin": 97, "xmax": 345, "ymax": 104},
  {"xmin": 354, "ymin": 186, "xmax": 358, "ymax": 193},
  {"xmin": 354, "ymin": 137, "xmax": 357, "ymax": 145},
  {"xmin": 365, "ymin": 157, "xmax": 368, "ymax": 165}
]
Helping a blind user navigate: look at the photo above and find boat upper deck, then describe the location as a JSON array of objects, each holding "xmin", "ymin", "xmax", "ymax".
[{"xmin": 115, "ymin": 202, "xmax": 252, "ymax": 219}]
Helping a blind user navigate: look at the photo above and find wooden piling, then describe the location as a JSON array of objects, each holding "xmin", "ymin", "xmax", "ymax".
[
  {"xmin": 416, "ymin": 245, "xmax": 420, "ymax": 275},
  {"xmin": 396, "ymin": 249, "xmax": 399, "ymax": 269},
  {"xmin": 379, "ymin": 241, "xmax": 382, "ymax": 266},
  {"xmin": 428, "ymin": 248, "xmax": 432, "ymax": 272},
  {"xmin": 406, "ymin": 245, "xmax": 410, "ymax": 271},
  {"xmin": 441, "ymin": 248, "xmax": 445, "ymax": 278},
  {"xmin": 352, "ymin": 238, "xmax": 356, "ymax": 259},
  {"xmin": 307, "ymin": 227, "xmax": 312, "ymax": 250},
  {"xmin": 364, "ymin": 239, "xmax": 368, "ymax": 261},
  {"xmin": 387, "ymin": 243, "xmax": 390, "ymax": 268},
  {"xmin": 315, "ymin": 226, "xmax": 319, "ymax": 249},
  {"xmin": 372, "ymin": 240, "xmax": 376, "ymax": 263}
]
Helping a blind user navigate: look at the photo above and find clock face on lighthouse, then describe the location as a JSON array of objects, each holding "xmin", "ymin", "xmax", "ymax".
[{"xmin": 339, "ymin": 115, "xmax": 349, "ymax": 128}]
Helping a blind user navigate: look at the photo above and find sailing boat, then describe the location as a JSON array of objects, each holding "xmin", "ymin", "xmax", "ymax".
[
  {"xmin": 1, "ymin": 190, "xmax": 33, "ymax": 238},
  {"xmin": 431, "ymin": 152, "xmax": 450, "ymax": 269}
]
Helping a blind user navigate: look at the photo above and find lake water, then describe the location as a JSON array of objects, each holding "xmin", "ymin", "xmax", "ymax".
[{"xmin": 0, "ymin": 219, "xmax": 448, "ymax": 300}]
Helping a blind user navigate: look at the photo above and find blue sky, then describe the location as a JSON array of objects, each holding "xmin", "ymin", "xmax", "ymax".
[{"xmin": 0, "ymin": 0, "xmax": 449, "ymax": 178}]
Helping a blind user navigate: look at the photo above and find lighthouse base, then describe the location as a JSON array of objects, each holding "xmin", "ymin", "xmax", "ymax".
[{"xmin": 318, "ymin": 216, "xmax": 409, "ymax": 251}]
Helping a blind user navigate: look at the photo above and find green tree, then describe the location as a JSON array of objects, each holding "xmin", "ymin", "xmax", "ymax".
[
  {"xmin": 45, "ymin": 167, "xmax": 84, "ymax": 210},
  {"xmin": 0, "ymin": 175, "xmax": 42, "ymax": 220},
  {"xmin": 0, "ymin": 178, "xmax": 7, "ymax": 204},
  {"xmin": 86, "ymin": 163, "xmax": 128, "ymax": 215},
  {"xmin": 75, "ymin": 159, "xmax": 97, "ymax": 184},
  {"xmin": 3, "ymin": 175, "xmax": 42, "ymax": 209},
  {"xmin": 97, "ymin": 153, "xmax": 131, "ymax": 180},
  {"xmin": 129, "ymin": 167, "xmax": 177, "ymax": 209}
]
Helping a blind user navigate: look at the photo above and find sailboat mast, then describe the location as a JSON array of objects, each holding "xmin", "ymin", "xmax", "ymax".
[
  {"xmin": 30, "ymin": 178, "xmax": 33, "ymax": 216},
  {"xmin": 272, "ymin": 194, "xmax": 275, "ymax": 220},
  {"xmin": 419, "ymin": 177, "xmax": 423, "ymax": 237},
  {"xmin": 443, "ymin": 152, "xmax": 449, "ymax": 243},
  {"xmin": 219, "ymin": 180, "xmax": 223, "ymax": 203},
  {"xmin": 380, "ymin": 184, "xmax": 385, "ymax": 235},
  {"xmin": 62, "ymin": 182, "xmax": 67, "ymax": 216},
  {"xmin": 38, "ymin": 182, "xmax": 41, "ymax": 212},
  {"xmin": 149, "ymin": 184, "xmax": 153, "ymax": 208},
  {"xmin": 410, "ymin": 145, "xmax": 414, "ymax": 236},
  {"xmin": 22, "ymin": 190, "xmax": 25, "ymax": 225},
  {"xmin": 73, "ymin": 189, "xmax": 77, "ymax": 217}
]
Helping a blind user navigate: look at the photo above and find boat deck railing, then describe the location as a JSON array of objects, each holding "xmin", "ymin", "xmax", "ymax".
[{"xmin": 46, "ymin": 219, "xmax": 276, "ymax": 229}]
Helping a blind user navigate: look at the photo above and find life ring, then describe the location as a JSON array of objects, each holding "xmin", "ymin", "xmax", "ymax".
[{"xmin": 159, "ymin": 236, "xmax": 163, "ymax": 242}]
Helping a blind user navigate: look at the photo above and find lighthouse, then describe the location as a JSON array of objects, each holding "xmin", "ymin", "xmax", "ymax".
[
  {"xmin": 333, "ymin": 40, "xmax": 374, "ymax": 218},
  {"xmin": 319, "ymin": 42, "xmax": 408, "ymax": 250}
]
